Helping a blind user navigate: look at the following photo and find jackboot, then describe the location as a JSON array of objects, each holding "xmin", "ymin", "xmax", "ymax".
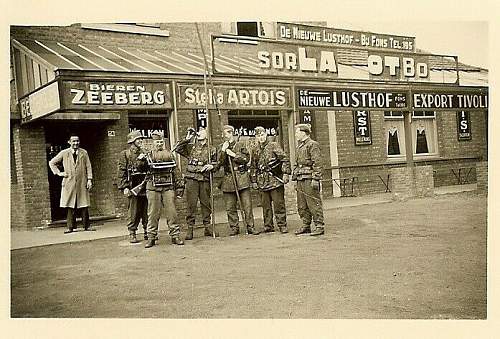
[
  {"xmin": 294, "ymin": 226, "xmax": 311, "ymax": 235},
  {"xmin": 279, "ymin": 226, "xmax": 289, "ymax": 234},
  {"xmin": 171, "ymin": 236, "xmax": 184, "ymax": 245},
  {"xmin": 143, "ymin": 230, "xmax": 148, "ymax": 241},
  {"xmin": 204, "ymin": 225, "xmax": 219, "ymax": 237},
  {"xmin": 145, "ymin": 239, "xmax": 156, "ymax": 248},
  {"xmin": 185, "ymin": 226, "xmax": 194, "ymax": 240},
  {"xmin": 247, "ymin": 227, "xmax": 260, "ymax": 235},
  {"xmin": 310, "ymin": 227, "xmax": 325, "ymax": 236},
  {"xmin": 129, "ymin": 233, "xmax": 139, "ymax": 244}
]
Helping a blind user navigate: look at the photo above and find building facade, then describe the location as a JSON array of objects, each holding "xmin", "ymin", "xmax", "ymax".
[{"xmin": 10, "ymin": 22, "xmax": 488, "ymax": 230}]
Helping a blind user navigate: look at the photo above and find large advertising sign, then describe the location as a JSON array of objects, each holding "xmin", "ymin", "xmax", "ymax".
[
  {"xmin": 353, "ymin": 111, "xmax": 372, "ymax": 145},
  {"xmin": 19, "ymin": 81, "xmax": 61, "ymax": 124},
  {"xmin": 212, "ymin": 37, "xmax": 447, "ymax": 82},
  {"xmin": 412, "ymin": 91, "xmax": 488, "ymax": 110},
  {"xmin": 60, "ymin": 81, "xmax": 172, "ymax": 110},
  {"xmin": 177, "ymin": 83, "xmax": 291, "ymax": 109},
  {"xmin": 297, "ymin": 89, "xmax": 408, "ymax": 110},
  {"xmin": 277, "ymin": 22, "xmax": 416, "ymax": 52}
]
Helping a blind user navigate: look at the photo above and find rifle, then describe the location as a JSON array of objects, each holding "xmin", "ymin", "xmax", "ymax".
[{"xmin": 195, "ymin": 23, "xmax": 247, "ymax": 234}]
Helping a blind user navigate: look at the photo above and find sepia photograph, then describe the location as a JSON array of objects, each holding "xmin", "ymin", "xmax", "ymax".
[{"xmin": 4, "ymin": 0, "xmax": 497, "ymax": 338}]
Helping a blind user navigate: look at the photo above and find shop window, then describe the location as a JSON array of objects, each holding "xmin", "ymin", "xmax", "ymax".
[
  {"xmin": 384, "ymin": 111, "xmax": 438, "ymax": 158},
  {"xmin": 227, "ymin": 110, "xmax": 282, "ymax": 151},
  {"xmin": 128, "ymin": 111, "xmax": 171, "ymax": 150},
  {"xmin": 221, "ymin": 22, "xmax": 275, "ymax": 38}
]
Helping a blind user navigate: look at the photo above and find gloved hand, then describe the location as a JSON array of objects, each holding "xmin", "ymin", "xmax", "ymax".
[
  {"xmin": 175, "ymin": 188, "xmax": 184, "ymax": 198},
  {"xmin": 311, "ymin": 179, "xmax": 320, "ymax": 191},
  {"xmin": 123, "ymin": 188, "xmax": 131, "ymax": 197},
  {"xmin": 283, "ymin": 174, "xmax": 289, "ymax": 184},
  {"xmin": 201, "ymin": 164, "xmax": 214, "ymax": 172},
  {"xmin": 252, "ymin": 182, "xmax": 258, "ymax": 190}
]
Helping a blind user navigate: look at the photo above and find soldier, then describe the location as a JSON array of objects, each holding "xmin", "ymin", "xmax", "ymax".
[
  {"xmin": 250, "ymin": 126, "xmax": 291, "ymax": 233},
  {"xmin": 174, "ymin": 127, "xmax": 218, "ymax": 240},
  {"xmin": 292, "ymin": 124, "xmax": 325, "ymax": 236},
  {"xmin": 144, "ymin": 131, "xmax": 185, "ymax": 248},
  {"xmin": 117, "ymin": 130, "xmax": 148, "ymax": 243},
  {"xmin": 215, "ymin": 125, "xmax": 259, "ymax": 236}
]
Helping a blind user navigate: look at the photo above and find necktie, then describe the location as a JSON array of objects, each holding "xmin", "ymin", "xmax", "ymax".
[{"xmin": 73, "ymin": 152, "xmax": 77, "ymax": 163}]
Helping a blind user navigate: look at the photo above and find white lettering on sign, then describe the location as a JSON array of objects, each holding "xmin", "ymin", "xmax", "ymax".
[
  {"xmin": 183, "ymin": 87, "xmax": 286, "ymax": 107},
  {"xmin": 368, "ymin": 55, "xmax": 428, "ymax": 78},
  {"xmin": 456, "ymin": 94, "xmax": 488, "ymax": 109},
  {"xmin": 356, "ymin": 111, "xmax": 368, "ymax": 136},
  {"xmin": 258, "ymin": 48, "xmax": 337, "ymax": 73},
  {"xmin": 70, "ymin": 83, "xmax": 166, "ymax": 106}
]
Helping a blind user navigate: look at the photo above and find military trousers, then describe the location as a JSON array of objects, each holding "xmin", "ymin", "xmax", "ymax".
[
  {"xmin": 260, "ymin": 185, "xmax": 287, "ymax": 230},
  {"xmin": 296, "ymin": 179, "xmax": 324, "ymax": 230},
  {"xmin": 223, "ymin": 188, "xmax": 255, "ymax": 232},
  {"xmin": 185, "ymin": 178, "xmax": 211, "ymax": 226},
  {"xmin": 127, "ymin": 195, "xmax": 148, "ymax": 234},
  {"xmin": 146, "ymin": 189, "xmax": 180, "ymax": 239}
]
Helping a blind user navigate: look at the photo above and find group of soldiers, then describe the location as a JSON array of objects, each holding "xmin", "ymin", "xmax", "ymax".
[{"xmin": 116, "ymin": 123, "xmax": 325, "ymax": 248}]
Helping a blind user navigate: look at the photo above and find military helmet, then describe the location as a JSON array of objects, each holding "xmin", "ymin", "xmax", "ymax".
[{"xmin": 127, "ymin": 130, "xmax": 144, "ymax": 144}]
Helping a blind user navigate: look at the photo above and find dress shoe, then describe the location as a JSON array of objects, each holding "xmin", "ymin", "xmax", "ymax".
[
  {"xmin": 171, "ymin": 237, "xmax": 184, "ymax": 245},
  {"xmin": 185, "ymin": 226, "xmax": 194, "ymax": 240},
  {"xmin": 129, "ymin": 233, "xmax": 139, "ymax": 244},
  {"xmin": 64, "ymin": 229, "xmax": 74, "ymax": 234},
  {"xmin": 247, "ymin": 228, "xmax": 260, "ymax": 235},
  {"xmin": 263, "ymin": 227, "xmax": 275, "ymax": 233},
  {"xmin": 294, "ymin": 226, "xmax": 311, "ymax": 235},
  {"xmin": 204, "ymin": 226, "xmax": 219, "ymax": 237},
  {"xmin": 229, "ymin": 228, "xmax": 240, "ymax": 236},
  {"xmin": 145, "ymin": 239, "xmax": 156, "ymax": 248},
  {"xmin": 310, "ymin": 228, "xmax": 324, "ymax": 236}
]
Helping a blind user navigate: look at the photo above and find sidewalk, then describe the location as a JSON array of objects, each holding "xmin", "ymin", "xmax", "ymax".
[{"xmin": 10, "ymin": 186, "xmax": 475, "ymax": 250}]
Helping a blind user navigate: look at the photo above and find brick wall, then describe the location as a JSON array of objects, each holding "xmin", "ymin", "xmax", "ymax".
[
  {"xmin": 476, "ymin": 161, "xmax": 488, "ymax": 193},
  {"xmin": 11, "ymin": 122, "xmax": 51, "ymax": 229},
  {"xmin": 414, "ymin": 165, "xmax": 434, "ymax": 197},
  {"xmin": 10, "ymin": 23, "xmax": 221, "ymax": 56},
  {"xmin": 390, "ymin": 167, "xmax": 415, "ymax": 201}
]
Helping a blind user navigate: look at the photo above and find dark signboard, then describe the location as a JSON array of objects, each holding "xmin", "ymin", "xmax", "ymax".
[
  {"xmin": 195, "ymin": 109, "xmax": 208, "ymax": 130},
  {"xmin": 298, "ymin": 89, "xmax": 407, "ymax": 109},
  {"xmin": 61, "ymin": 81, "xmax": 172, "ymax": 110},
  {"xmin": 413, "ymin": 91, "xmax": 488, "ymax": 110},
  {"xmin": 457, "ymin": 111, "xmax": 472, "ymax": 141},
  {"xmin": 299, "ymin": 109, "xmax": 316, "ymax": 139},
  {"xmin": 353, "ymin": 110, "xmax": 372, "ymax": 145},
  {"xmin": 277, "ymin": 22, "xmax": 416, "ymax": 52},
  {"xmin": 177, "ymin": 83, "xmax": 291, "ymax": 109}
]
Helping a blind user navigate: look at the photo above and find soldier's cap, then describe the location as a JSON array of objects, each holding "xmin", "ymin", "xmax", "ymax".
[
  {"xmin": 254, "ymin": 126, "xmax": 267, "ymax": 136},
  {"xmin": 151, "ymin": 131, "xmax": 164, "ymax": 140},
  {"xmin": 127, "ymin": 130, "xmax": 144, "ymax": 144},
  {"xmin": 295, "ymin": 123, "xmax": 312, "ymax": 134},
  {"xmin": 222, "ymin": 125, "xmax": 235, "ymax": 133}
]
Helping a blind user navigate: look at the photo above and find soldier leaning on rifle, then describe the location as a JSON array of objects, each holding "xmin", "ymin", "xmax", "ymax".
[
  {"xmin": 117, "ymin": 130, "xmax": 149, "ymax": 243},
  {"xmin": 292, "ymin": 123, "xmax": 325, "ymax": 236},
  {"xmin": 214, "ymin": 125, "xmax": 259, "ymax": 236},
  {"xmin": 250, "ymin": 126, "xmax": 291, "ymax": 234},
  {"xmin": 144, "ymin": 131, "xmax": 185, "ymax": 248},
  {"xmin": 174, "ymin": 127, "xmax": 218, "ymax": 240}
]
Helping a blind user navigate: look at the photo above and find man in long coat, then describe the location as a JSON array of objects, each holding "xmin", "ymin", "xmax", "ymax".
[{"xmin": 49, "ymin": 135, "xmax": 94, "ymax": 233}]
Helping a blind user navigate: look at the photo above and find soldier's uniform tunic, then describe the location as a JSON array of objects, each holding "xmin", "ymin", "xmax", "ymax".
[
  {"xmin": 292, "ymin": 137, "xmax": 325, "ymax": 231},
  {"xmin": 250, "ymin": 139, "xmax": 291, "ymax": 232},
  {"xmin": 145, "ymin": 149, "xmax": 184, "ymax": 240},
  {"xmin": 215, "ymin": 140, "xmax": 257, "ymax": 235},
  {"xmin": 175, "ymin": 138, "xmax": 215, "ymax": 229},
  {"xmin": 117, "ymin": 147, "xmax": 148, "ymax": 236}
]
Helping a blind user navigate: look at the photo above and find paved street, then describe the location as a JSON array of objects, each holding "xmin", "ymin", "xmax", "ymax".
[{"xmin": 11, "ymin": 190, "xmax": 486, "ymax": 319}]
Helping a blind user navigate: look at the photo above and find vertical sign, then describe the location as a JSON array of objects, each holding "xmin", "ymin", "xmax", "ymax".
[
  {"xmin": 299, "ymin": 109, "xmax": 315, "ymax": 139},
  {"xmin": 353, "ymin": 110, "xmax": 372, "ymax": 145},
  {"xmin": 195, "ymin": 109, "xmax": 208, "ymax": 130},
  {"xmin": 457, "ymin": 111, "xmax": 471, "ymax": 141}
]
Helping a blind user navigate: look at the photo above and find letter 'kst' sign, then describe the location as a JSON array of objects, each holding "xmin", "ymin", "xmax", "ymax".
[{"xmin": 61, "ymin": 81, "xmax": 172, "ymax": 110}]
